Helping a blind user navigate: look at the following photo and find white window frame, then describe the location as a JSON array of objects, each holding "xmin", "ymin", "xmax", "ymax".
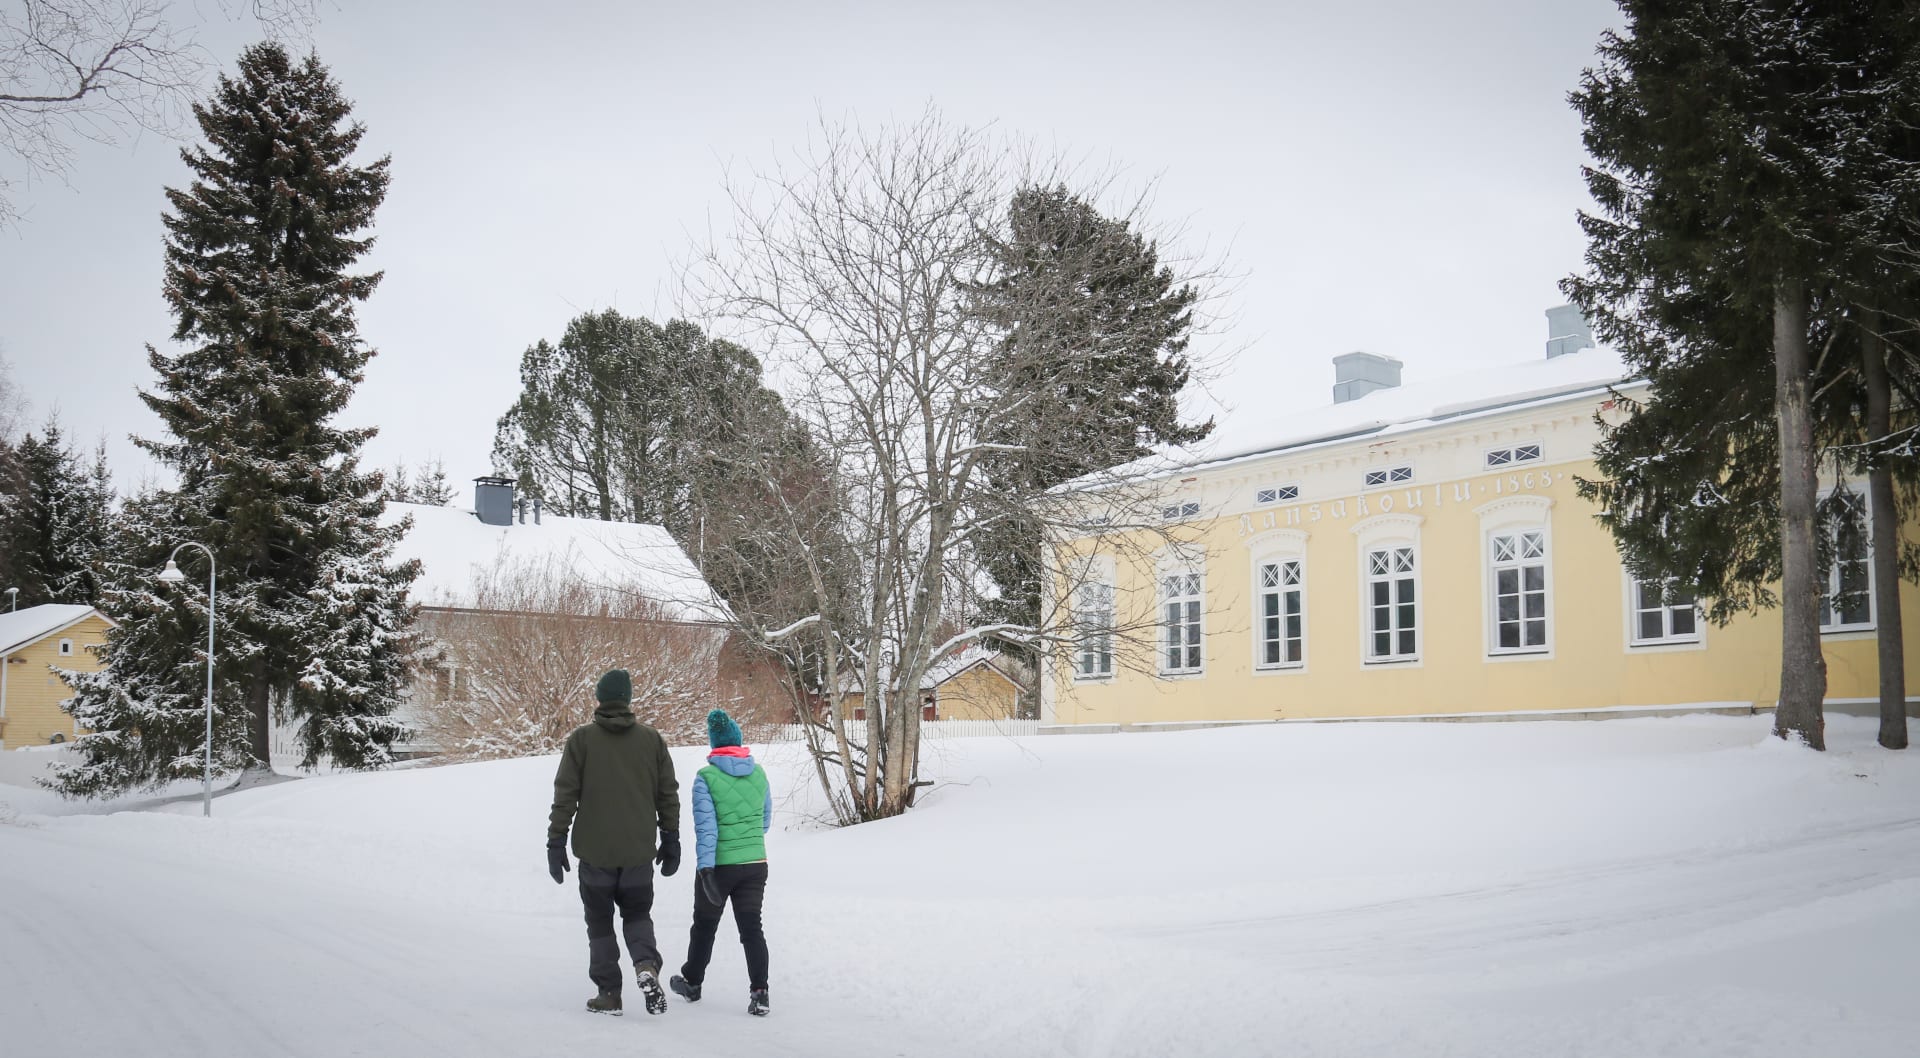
[
  {"xmin": 1162, "ymin": 500, "xmax": 1201, "ymax": 523},
  {"xmin": 57, "ymin": 638, "xmax": 75, "ymax": 657},
  {"xmin": 1819, "ymin": 488, "xmax": 1875, "ymax": 633},
  {"xmin": 1362, "ymin": 465, "xmax": 1414, "ymax": 490},
  {"xmin": 1351, "ymin": 514, "xmax": 1424, "ymax": 666},
  {"xmin": 1073, "ymin": 579, "xmax": 1116, "ymax": 681},
  {"xmin": 1157, "ymin": 548, "xmax": 1205, "ymax": 677},
  {"xmin": 1245, "ymin": 529, "xmax": 1310, "ymax": 674},
  {"xmin": 1254, "ymin": 483, "xmax": 1300, "ymax": 506},
  {"xmin": 1474, "ymin": 496, "xmax": 1555, "ymax": 660},
  {"xmin": 1624, "ymin": 575, "xmax": 1704, "ymax": 650},
  {"xmin": 1484, "ymin": 442, "xmax": 1544, "ymax": 470}
]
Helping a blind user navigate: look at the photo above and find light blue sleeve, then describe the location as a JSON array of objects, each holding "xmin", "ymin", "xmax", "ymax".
[
  {"xmin": 692, "ymin": 773, "xmax": 718, "ymax": 870},
  {"xmin": 761, "ymin": 767, "xmax": 773, "ymax": 834}
]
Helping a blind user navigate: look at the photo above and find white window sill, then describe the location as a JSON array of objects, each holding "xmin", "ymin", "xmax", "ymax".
[
  {"xmin": 1071, "ymin": 673, "xmax": 1115, "ymax": 684},
  {"xmin": 1363, "ymin": 657, "xmax": 1421, "ymax": 667},
  {"xmin": 1820, "ymin": 626, "xmax": 1876, "ymax": 641},
  {"xmin": 1486, "ymin": 648, "xmax": 1553, "ymax": 661},
  {"xmin": 1157, "ymin": 670, "xmax": 1206, "ymax": 680},
  {"xmin": 1628, "ymin": 637, "xmax": 1704, "ymax": 653},
  {"xmin": 1253, "ymin": 664, "xmax": 1307, "ymax": 676}
]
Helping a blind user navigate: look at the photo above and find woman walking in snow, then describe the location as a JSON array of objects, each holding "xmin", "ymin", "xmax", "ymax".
[{"xmin": 670, "ymin": 708, "xmax": 774, "ymax": 1016}]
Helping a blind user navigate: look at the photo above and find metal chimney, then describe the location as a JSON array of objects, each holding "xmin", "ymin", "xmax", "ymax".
[
  {"xmin": 473, "ymin": 476, "xmax": 514, "ymax": 526},
  {"xmin": 1332, "ymin": 352, "xmax": 1404, "ymax": 404},
  {"xmin": 1546, "ymin": 304, "xmax": 1595, "ymax": 359}
]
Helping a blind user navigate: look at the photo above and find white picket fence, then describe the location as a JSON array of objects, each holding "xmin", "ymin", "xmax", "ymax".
[{"xmin": 762, "ymin": 718, "xmax": 1039, "ymax": 743}]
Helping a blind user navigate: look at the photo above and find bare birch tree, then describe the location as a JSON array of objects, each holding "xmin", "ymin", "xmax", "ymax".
[
  {"xmin": 689, "ymin": 108, "xmax": 1220, "ymax": 823},
  {"xmin": 0, "ymin": 0, "xmax": 315, "ymax": 225}
]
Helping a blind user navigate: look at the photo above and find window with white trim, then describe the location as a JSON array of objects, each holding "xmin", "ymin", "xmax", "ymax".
[
  {"xmin": 1363, "ymin": 466, "xmax": 1413, "ymax": 489},
  {"xmin": 1489, "ymin": 530, "xmax": 1549, "ymax": 652},
  {"xmin": 1485, "ymin": 443, "xmax": 1543, "ymax": 469},
  {"xmin": 1162, "ymin": 501, "xmax": 1201, "ymax": 522},
  {"xmin": 57, "ymin": 638, "xmax": 74, "ymax": 657},
  {"xmin": 1256, "ymin": 559, "xmax": 1304, "ymax": 668},
  {"xmin": 1630, "ymin": 578, "xmax": 1699, "ymax": 644},
  {"xmin": 1365, "ymin": 546, "xmax": 1418, "ymax": 661},
  {"xmin": 1160, "ymin": 568, "xmax": 1204, "ymax": 674},
  {"xmin": 1254, "ymin": 484, "xmax": 1300, "ymax": 506},
  {"xmin": 1820, "ymin": 491, "xmax": 1873, "ymax": 631},
  {"xmin": 1075, "ymin": 582, "xmax": 1115, "ymax": 679}
]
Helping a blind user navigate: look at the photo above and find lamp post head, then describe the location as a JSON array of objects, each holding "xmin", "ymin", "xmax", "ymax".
[{"xmin": 158, "ymin": 560, "xmax": 187, "ymax": 585}]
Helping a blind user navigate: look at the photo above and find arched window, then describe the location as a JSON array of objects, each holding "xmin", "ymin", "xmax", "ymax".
[{"xmin": 1351, "ymin": 514, "xmax": 1424, "ymax": 664}]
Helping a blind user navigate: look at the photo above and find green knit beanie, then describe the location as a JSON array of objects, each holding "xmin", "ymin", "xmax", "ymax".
[
  {"xmin": 707, "ymin": 709, "xmax": 743, "ymax": 749},
  {"xmin": 595, "ymin": 669, "xmax": 632, "ymax": 706}
]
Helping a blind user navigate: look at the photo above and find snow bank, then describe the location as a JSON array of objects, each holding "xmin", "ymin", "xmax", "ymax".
[{"xmin": 2, "ymin": 714, "xmax": 1915, "ymax": 1056}]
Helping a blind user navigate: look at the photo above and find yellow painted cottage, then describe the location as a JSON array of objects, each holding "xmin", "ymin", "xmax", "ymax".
[
  {"xmin": 0, "ymin": 604, "xmax": 112, "ymax": 750},
  {"xmin": 1043, "ymin": 308, "xmax": 1920, "ymax": 727},
  {"xmin": 841, "ymin": 648, "xmax": 1026, "ymax": 723}
]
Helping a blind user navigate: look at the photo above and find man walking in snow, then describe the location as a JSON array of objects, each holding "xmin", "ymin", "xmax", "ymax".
[
  {"xmin": 670, "ymin": 708, "xmax": 774, "ymax": 1017},
  {"xmin": 547, "ymin": 669, "xmax": 682, "ymax": 1016}
]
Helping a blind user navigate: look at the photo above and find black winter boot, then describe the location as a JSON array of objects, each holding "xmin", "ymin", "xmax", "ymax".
[
  {"xmin": 635, "ymin": 968, "xmax": 668, "ymax": 1015},
  {"xmin": 748, "ymin": 988, "xmax": 769, "ymax": 1017},
  {"xmin": 586, "ymin": 991, "xmax": 622, "ymax": 1016},
  {"xmin": 670, "ymin": 974, "xmax": 701, "ymax": 1002}
]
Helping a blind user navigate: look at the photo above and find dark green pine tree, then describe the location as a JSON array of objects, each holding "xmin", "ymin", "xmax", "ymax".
[
  {"xmin": 0, "ymin": 418, "xmax": 117, "ymax": 607},
  {"xmin": 1562, "ymin": 0, "xmax": 1920, "ymax": 750},
  {"xmin": 970, "ymin": 185, "xmax": 1213, "ymax": 643},
  {"xmin": 51, "ymin": 43, "xmax": 417, "ymax": 796}
]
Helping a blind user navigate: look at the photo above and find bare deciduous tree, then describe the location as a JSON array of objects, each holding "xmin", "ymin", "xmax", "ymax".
[
  {"xmin": 0, "ymin": 0, "xmax": 315, "ymax": 225},
  {"xmin": 689, "ymin": 108, "xmax": 1222, "ymax": 824}
]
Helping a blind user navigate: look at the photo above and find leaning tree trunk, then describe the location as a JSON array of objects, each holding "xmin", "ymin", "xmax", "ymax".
[
  {"xmin": 1861, "ymin": 311, "xmax": 1907, "ymax": 750},
  {"xmin": 1773, "ymin": 279, "xmax": 1828, "ymax": 750}
]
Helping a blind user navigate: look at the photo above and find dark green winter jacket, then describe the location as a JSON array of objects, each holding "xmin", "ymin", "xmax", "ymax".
[{"xmin": 548, "ymin": 704, "xmax": 680, "ymax": 868}]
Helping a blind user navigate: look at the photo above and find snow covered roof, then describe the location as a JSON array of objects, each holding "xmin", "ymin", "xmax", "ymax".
[
  {"xmin": 0, "ymin": 604, "xmax": 105, "ymax": 655},
  {"xmin": 841, "ymin": 646, "xmax": 1015, "ymax": 694},
  {"xmin": 382, "ymin": 502, "xmax": 728, "ymax": 623},
  {"xmin": 1093, "ymin": 346, "xmax": 1638, "ymax": 486}
]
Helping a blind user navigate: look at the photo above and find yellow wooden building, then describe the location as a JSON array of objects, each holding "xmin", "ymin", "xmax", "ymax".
[
  {"xmin": 1044, "ymin": 309, "xmax": 1920, "ymax": 727},
  {"xmin": 0, "ymin": 604, "xmax": 112, "ymax": 750},
  {"xmin": 842, "ymin": 648, "xmax": 1025, "ymax": 723}
]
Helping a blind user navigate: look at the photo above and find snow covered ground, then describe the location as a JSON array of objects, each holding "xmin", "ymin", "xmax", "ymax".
[{"xmin": 2, "ymin": 713, "xmax": 1916, "ymax": 1057}]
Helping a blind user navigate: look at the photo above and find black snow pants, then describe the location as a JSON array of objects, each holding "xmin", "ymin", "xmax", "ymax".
[
  {"xmin": 579, "ymin": 862, "xmax": 661, "ymax": 994},
  {"xmin": 680, "ymin": 862, "xmax": 770, "ymax": 991}
]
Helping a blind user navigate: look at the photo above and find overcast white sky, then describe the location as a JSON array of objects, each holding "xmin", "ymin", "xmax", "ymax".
[{"xmin": 0, "ymin": 0, "xmax": 1621, "ymax": 494}]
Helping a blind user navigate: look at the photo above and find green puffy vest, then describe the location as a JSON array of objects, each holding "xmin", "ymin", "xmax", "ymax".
[{"xmin": 700, "ymin": 763, "xmax": 770, "ymax": 865}]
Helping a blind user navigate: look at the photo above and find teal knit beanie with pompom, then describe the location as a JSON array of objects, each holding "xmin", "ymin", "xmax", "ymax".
[{"xmin": 707, "ymin": 709, "xmax": 743, "ymax": 749}]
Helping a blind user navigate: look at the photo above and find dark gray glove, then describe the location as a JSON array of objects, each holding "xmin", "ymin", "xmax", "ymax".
[
  {"xmin": 697, "ymin": 867, "xmax": 723, "ymax": 906},
  {"xmin": 656, "ymin": 829, "xmax": 682, "ymax": 877},
  {"xmin": 547, "ymin": 842, "xmax": 569, "ymax": 884}
]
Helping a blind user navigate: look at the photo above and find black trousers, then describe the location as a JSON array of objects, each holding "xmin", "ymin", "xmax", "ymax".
[
  {"xmin": 579, "ymin": 862, "xmax": 661, "ymax": 994},
  {"xmin": 681, "ymin": 862, "xmax": 770, "ymax": 991}
]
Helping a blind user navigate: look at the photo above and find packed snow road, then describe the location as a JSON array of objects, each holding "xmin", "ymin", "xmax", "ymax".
[{"xmin": 3, "ymin": 714, "xmax": 1916, "ymax": 1057}]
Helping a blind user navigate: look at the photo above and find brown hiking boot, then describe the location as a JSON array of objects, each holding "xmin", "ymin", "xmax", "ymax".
[{"xmin": 586, "ymin": 990, "xmax": 622, "ymax": 1016}]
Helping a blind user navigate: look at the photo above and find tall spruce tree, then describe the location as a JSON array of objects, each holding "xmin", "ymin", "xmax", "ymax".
[
  {"xmin": 51, "ymin": 43, "xmax": 416, "ymax": 795},
  {"xmin": 970, "ymin": 185, "xmax": 1212, "ymax": 644},
  {"xmin": 1565, "ymin": 1, "xmax": 1920, "ymax": 750},
  {"xmin": 0, "ymin": 418, "xmax": 117, "ymax": 607}
]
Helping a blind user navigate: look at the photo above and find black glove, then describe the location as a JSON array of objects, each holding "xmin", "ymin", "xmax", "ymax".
[
  {"xmin": 547, "ymin": 842, "xmax": 569, "ymax": 885},
  {"xmin": 656, "ymin": 829, "xmax": 682, "ymax": 877},
  {"xmin": 697, "ymin": 867, "xmax": 723, "ymax": 906}
]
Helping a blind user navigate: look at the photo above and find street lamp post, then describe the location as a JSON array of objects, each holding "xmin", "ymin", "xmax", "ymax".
[{"xmin": 158, "ymin": 543, "xmax": 217, "ymax": 818}]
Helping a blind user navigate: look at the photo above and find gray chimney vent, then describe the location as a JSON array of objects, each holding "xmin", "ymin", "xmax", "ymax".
[
  {"xmin": 532, "ymin": 496, "xmax": 542, "ymax": 524},
  {"xmin": 474, "ymin": 476, "xmax": 514, "ymax": 526},
  {"xmin": 1546, "ymin": 304, "xmax": 1595, "ymax": 359},
  {"xmin": 1332, "ymin": 352, "xmax": 1404, "ymax": 404}
]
